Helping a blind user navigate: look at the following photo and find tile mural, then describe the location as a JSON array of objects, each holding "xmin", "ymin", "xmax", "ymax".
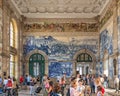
[
  {"xmin": 49, "ymin": 62, "xmax": 72, "ymax": 77},
  {"xmin": 100, "ymin": 29, "xmax": 113, "ymax": 59},
  {"xmin": 118, "ymin": 16, "xmax": 120, "ymax": 78},
  {"xmin": 100, "ymin": 29, "xmax": 113, "ymax": 75},
  {"xmin": 118, "ymin": 16, "xmax": 120, "ymax": 53},
  {"xmin": 23, "ymin": 36, "xmax": 98, "ymax": 61},
  {"xmin": 109, "ymin": 57, "xmax": 113, "ymax": 79},
  {"xmin": 23, "ymin": 36, "xmax": 98, "ymax": 77},
  {"xmin": 118, "ymin": 56, "xmax": 120, "ymax": 78}
]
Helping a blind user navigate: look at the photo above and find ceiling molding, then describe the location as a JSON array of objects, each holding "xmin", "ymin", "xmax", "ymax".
[{"xmin": 10, "ymin": 0, "xmax": 110, "ymax": 18}]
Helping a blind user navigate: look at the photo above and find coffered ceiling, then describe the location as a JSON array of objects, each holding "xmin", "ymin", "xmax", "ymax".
[{"xmin": 11, "ymin": 0, "xmax": 111, "ymax": 18}]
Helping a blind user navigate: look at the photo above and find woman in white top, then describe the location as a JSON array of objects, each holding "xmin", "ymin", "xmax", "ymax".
[
  {"xmin": 77, "ymin": 79, "xmax": 85, "ymax": 95},
  {"xmin": 3, "ymin": 77, "xmax": 8, "ymax": 87},
  {"xmin": 70, "ymin": 77, "xmax": 81, "ymax": 96}
]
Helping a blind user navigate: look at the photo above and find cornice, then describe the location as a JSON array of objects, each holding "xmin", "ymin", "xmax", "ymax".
[
  {"xmin": 25, "ymin": 18, "xmax": 97, "ymax": 23},
  {"xmin": 100, "ymin": 0, "xmax": 115, "ymax": 20},
  {"xmin": 5, "ymin": 0, "xmax": 21, "ymax": 20},
  {"xmin": 23, "ymin": 32, "xmax": 99, "ymax": 37}
]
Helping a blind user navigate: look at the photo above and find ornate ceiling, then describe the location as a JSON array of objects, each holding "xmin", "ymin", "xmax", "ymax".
[{"xmin": 11, "ymin": 0, "xmax": 110, "ymax": 18}]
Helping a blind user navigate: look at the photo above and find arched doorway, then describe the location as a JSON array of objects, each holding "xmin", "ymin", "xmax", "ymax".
[
  {"xmin": 73, "ymin": 49, "xmax": 96, "ymax": 75},
  {"xmin": 29, "ymin": 53, "xmax": 45, "ymax": 78},
  {"xmin": 76, "ymin": 53, "xmax": 93, "ymax": 75}
]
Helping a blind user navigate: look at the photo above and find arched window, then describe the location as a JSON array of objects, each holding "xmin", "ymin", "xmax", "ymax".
[
  {"xmin": 76, "ymin": 53, "xmax": 92, "ymax": 62},
  {"xmin": 9, "ymin": 19, "xmax": 18, "ymax": 78}
]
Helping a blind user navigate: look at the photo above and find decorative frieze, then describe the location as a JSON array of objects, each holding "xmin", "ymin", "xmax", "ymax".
[{"xmin": 24, "ymin": 22, "xmax": 98, "ymax": 32}]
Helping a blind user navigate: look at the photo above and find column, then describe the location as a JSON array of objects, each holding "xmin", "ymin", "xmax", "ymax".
[{"xmin": 112, "ymin": 1, "xmax": 119, "ymax": 75}]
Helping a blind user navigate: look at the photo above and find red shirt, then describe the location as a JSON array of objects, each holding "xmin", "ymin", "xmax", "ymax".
[{"xmin": 20, "ymin": 76, "xmax": 24, "ymax": 83}]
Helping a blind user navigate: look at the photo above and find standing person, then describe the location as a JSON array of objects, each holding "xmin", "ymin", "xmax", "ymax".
[
  {"xmin": 19, "ymin": 75, "xmax": 24, "ymax": 89},
  {"xmin": 85, "ymin": 74, "xmax": 90, "ymax": 85},
  {"xmin": 59, "ymin": 77, "xmax": 65, "ymax": 96},
  {"xmin": 63, "ymin": 73, "xmax": 66, "ymax": 82},
  {"xmin": 12, "ymin": 77, "xmax": 18, "ymax": 96},
  {"xmin": 84, "ymin": 86, "xmax": 91, "ymax": 96},
  {"xmin": 89, "ymin": 75, "xmax": 95, "ymax": 94},
  {"xmin": 94, "ymin": 77, "xmax": 101, "ymax": 93},
  {"xmin": 76, "ymin": 73, "xmax": 80, "ymax": 87},
  {"xmin": 27, "ymin": 75, "xmax": 31, "ymax": 86},
  {"xmin": 0, "ymin": 76, "xmax": 2, "ymax": 93},
  {"xmin": 70, "ymin": 77, "xmax": 81, "ymax": 96},
  {"xmin": 114, "ymin": 75, "xmax": 119, "ymax": 93},
  {"xmin": 29, "ymin": 77, "xmax": 35, "ymax": 96},
  {"xmin": 97, "ymin": 86, "xmax": 103, "ymax": 96},
  {"xmin": 52, "ymin": 82, "xmax": 62, "ymax": 96},
  {"xmin": 46, "ymin": 81, "xmax": 53, "ymax": 96},
  {"xmin": 6, "ymin": 76, "xmax": 12, "ymax": 96},
  {"xmin": 77, "ymin": 79, "xmax": 85, "ymax": 96},
  {"xmin": 43, "ymin": 78, "xmax": 49, "ymax": 96},
  {"xmin": 103, "ymin": 75, "xmax": 108, "ymax": 88},
  {"xmin": 3, "ymin": 77, "xmax": 8, "ymax": 93}
]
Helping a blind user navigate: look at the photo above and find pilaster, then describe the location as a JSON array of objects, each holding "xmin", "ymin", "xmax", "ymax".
[
  {"xmin": 113, "ymin": 2, "xmax": 118, "ymax": 54},
  {"xmin": 0, "ymin": 0, "xmax": 2, "ymax": 76},
  {"xmin": 2, "ymin": 0, "xmax": 10, "ymax": 76}
]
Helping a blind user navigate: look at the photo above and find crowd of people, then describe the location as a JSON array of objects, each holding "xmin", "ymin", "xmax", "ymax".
[
  {"xmin": 18, "ymin": 73, "xmax": 108, "ymax": 96},
  {"xmin": 0, "ymin": 76, "xmax": 18, "ymax": 95},
  {"xmin": 0, "ymin": 73, "xmax": 116, "ymax": 96}
]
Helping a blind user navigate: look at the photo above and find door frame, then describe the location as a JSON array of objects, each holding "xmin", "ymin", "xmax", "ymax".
[{"xmin": 25, "ymin": 49, "xmax": 48, "ymax": 75}]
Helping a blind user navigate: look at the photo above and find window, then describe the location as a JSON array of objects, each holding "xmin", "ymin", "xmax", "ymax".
[
  {"xmin": 10, "ymin": 22, "xmax": 17, "ymax": 48},
  {"xmin": 76, "ymin": 53, "xmax": 92, "ymax": 62},
  {"xmin": 9, "ymin": 19, "xmax": 18, "ymax": 78}
]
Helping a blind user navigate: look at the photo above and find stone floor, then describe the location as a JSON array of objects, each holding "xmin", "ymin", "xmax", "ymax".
[
  {"xmin": 0, "ymin": 87, "xmax": 118, "ymax": 96},
  {"xmin": 18, "ymin": 88, "xmax": 117, "ymax": 96}
]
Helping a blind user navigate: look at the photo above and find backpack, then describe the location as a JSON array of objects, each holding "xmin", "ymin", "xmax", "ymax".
[
  {"xmin": 7, "ymin": 79, "xmax": 12, "ymax": 87},
  {"xmin": 35, "ymin": 87, "xmax": 42, "ymax": 93},
  {"xmin": 101, "ymin": 87, "xmax": 105, "ymax": 94},
  {"xmin": 66, "ymin": 88, "xmax": 70, "ymax": 96}
]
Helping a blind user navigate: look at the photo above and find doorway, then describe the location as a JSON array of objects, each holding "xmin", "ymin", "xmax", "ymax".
[
  {"xmin": 76, "ymin": 64, "xmax": 90, "ymax": 75},
  {"xmin": 29, "ymin": 53, "xmax": 45, "ymax": 78},
  {"xmin": 76, "ymin": 53, "xmax": 92, "ymax": 75}
]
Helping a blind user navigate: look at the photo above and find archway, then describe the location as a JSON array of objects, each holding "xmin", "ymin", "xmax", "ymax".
[
  {"xmin": 73, "ymin": 49, "xmax": 96, "ymax": 75},
  {"xmin": 25, "ymin": 49, "xmax": 48, "ymax": 77},
  {"xmin": 29, "ymin": 53, "xmax": 45, "ymax": 77}
]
